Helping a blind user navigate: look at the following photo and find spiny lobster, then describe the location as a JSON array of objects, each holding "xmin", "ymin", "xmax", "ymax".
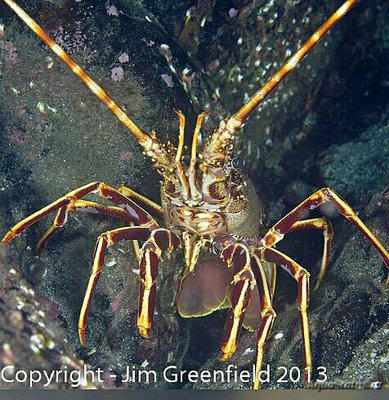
[{"xmin": 1, "ymin": 0, "xmax": 388, "ymax": 389}]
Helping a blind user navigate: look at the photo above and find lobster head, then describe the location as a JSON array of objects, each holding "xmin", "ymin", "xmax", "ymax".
[{"xmin": 142, "ymin": 110, "xmax": 248, "ymax": 213}]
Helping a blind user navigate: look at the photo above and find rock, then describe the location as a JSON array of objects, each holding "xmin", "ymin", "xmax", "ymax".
[
  {"xmin": 0, "ymin": 245, "xmax": 100, "ymax": 388},
  {"xmin": 319, "ymin": 122, "xmax": 389, "ymax": 204}
]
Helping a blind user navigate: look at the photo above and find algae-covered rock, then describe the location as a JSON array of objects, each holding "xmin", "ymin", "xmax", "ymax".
[
  {"xmin": 0, "ymin": 244, "xmax": 100, "ymax": 388},
  {"xmin": 319, "ymin": 122, "xmax": 389, "ymax": 204}
]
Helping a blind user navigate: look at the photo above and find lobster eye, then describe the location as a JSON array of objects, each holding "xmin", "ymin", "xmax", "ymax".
[
  {"xmin": 165, "ymin": 180, "xmax": 177, "ymax": 195},
  {"xmin": 232, "ymin": 157, "xmax": 244, "ymax": 169}
]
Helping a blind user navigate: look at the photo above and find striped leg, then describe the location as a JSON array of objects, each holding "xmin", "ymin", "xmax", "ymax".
[
  {"xmin": 2, "ymin": 182, "xmax": 157, "ymax": 246},
  {"xmin": 36, "ymin": 200, "xmax": 141, "ymax": 254},
  {"xmin": 217, "ymin": 242, "xmax": 277, "ymax": 390},
  {"xmin": 118, "ymin": 185, "xmax": 164, "ymax": 220},
  {"xmin": 79, "ymin": 226, "xmax": 151, "ymax": 346},
  {"xmin": 287, "ymin": 218, "xmax": 334, "ymax": 291},
  {"xmin": 250, "ymin": 254, "xmax": 277, "ymax": 390},
  {"xmin": 137, "ymin": 229, "xmax": 181, "ymax": 338},
  {"xmin": 261, "ymin": 188, "xmax": 389, "ymax": 286},
  {"xmin": 220, "ymin": 243, "xmax": 276, "ymax": 389},
  {"xmin": 258, "ymin": 247, "xmax": 312, "ymax": 383},
  {"xmin": 219, "ymin": 243, "xmax": 255, "ymax": 360}
]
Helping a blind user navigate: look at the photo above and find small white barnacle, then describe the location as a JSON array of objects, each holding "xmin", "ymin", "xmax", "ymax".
[
  {"xmin": 45, "ymin": 56, "xmax": 54, "ymax": 69},
  {"xmin": 37, "ymin": 101, "xmax": 47, "ymax": 115},
  {"xmin": 30, "ymin": 334, "xmax": 45, "ymax": 354},
  {"xmin": 47, "ymin": 105, "xmax": 57, "ymax": 113},
  {"xmin": 11, "ymin": 87, "xmax": 20, "ymax": 95},
  {"xmin": 274, "ymin": 332, "xmax": 284, "ymax": 340},
  {"xmin": 261, "ymin": 5, "xmax": 269, "ymax": 14},
  {"xmin": 106, "ymin": 259, "xmax": 117, "ymax": 267},
  {"xmin": 243, "ymin": 348, "xmax": 255, "ymax": 355}
]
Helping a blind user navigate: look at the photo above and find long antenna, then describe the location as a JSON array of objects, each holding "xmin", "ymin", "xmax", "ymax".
[
  {"xmin": 216, "ymin": 0, "xmax": 359, "ymax": 150},
  {"xmin": 2, "ymin": 0, "xmax": 154, "ymax": 150}
]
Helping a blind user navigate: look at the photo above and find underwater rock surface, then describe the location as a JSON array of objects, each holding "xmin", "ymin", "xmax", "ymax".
[
  {"xmin": 0, "ymin": 245, "xmax": 100, "ymax": 388},
  {"xmin": 319, "ymin": 122, "xmax": 389, "ymax": 204}
]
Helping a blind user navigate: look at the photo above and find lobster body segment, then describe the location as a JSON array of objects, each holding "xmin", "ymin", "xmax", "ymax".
[{"xmin": 162, "ymin": 171, "xmax": 263, "ymax": 238}]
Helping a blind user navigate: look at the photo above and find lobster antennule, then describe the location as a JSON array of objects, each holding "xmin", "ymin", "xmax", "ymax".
[
  {"xmin": 174, "ymin": 109, "xmax": 186, "ymax": 164},
  {"xmin": 205, "ymin": 0, "xmax": 359, "ymax": 159},
  {"xmin": 190, "ymin": 112, "xmax": 207, "ymax": 169},
  {"xmin": 174, "ymin": 110, "xmax": 207, "ymax": 201},
  {"xmin": 1, "ymin": 0, "xmax": 172, "ymax": 164},
  {"xmin": 172, "ymin": 110, "xmax": 207, "ymax": 202},
  {"xmin": 173, "ymin": 109, "xmax": 190, "ymax": 200},
  {"xmin": 188, "ymin": 112, "xmax": 207, "ymax": 201}
]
